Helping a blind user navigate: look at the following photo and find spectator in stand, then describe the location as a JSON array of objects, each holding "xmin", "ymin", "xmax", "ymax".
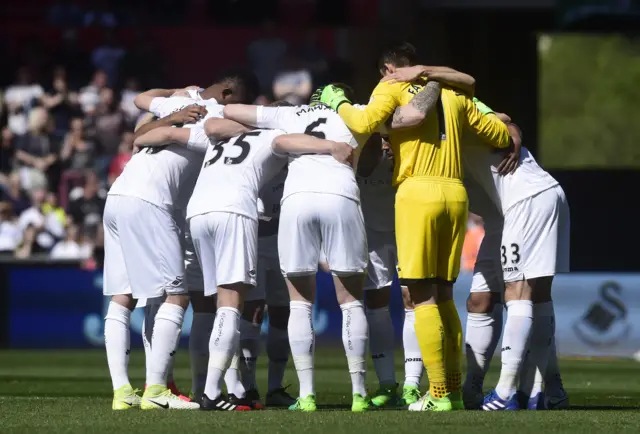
[
  {"xmin": 78, "ymin": 70, "xmax": 108, "ymax": 115},
  {"xmin": 0, "ymin": 128, "xmax": 16, "ymax": 176},
  {"xmin": 272, "ymin": 54, "xmax": 313, "ymax": 105},
  {"xmin": 42, "ymin": 66, "xmax": 80, "ymax": 145},
  {"xmin": 60, "ymin": 117, "xmax": 95, "ymax": 171},
  {"xmin": 4, "ymin": 67, "xmax": 44, "ymax": 136},
  {"xmin": 18, "ymin": 187, "xmax": 66, "ymax": 254},
  {"xmin": 42, "ymin": 191, "xmax": 68, "ymax": 230},
  {"xmin": 0, "ymin": 172, "xmax": 31, "ymax": 216},
  {"xmin": 84, "ymin": 0, "xmax": 118, "ymax": 28},
  {"xmin": 0, "ymin": 202, "xmax": 22, "ymax": 257},
  {"xmin": 50, "ymin": 223, "xmax": 92, "ymax": 260},
  {"xmin": 87, "ymin": 87, "xmax": 124, "ymax": 180},
  {"xmin": 48, "ymin": 0, "xmax": 84, "ymax": 27},
  {"xmin": 108, "ymin": 131, "xmax": 133, "ymax": 186},
  {"xmin": 14, "ymin": 108, "xmax": 58, "ymax": 192},
  {"xmin": 68, "ymin": 171, "xmax": 106, "ymax": 233},
  {"xmin": 120, "ymin": 77, "xmax": 142, "ymax": 127},
  {"xmin": 298, "ymin": 28, "xmax": 328, "ymax": 86},
  {"xmin": 91, "ymin": 31, "xmax": 126, "ymax": 87},
  {"xmin": 247, "ymin": 19, "xmax": 288, "ymax": 96}
]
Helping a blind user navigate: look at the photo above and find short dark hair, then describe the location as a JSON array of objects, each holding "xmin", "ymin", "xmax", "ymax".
[
  {"xmin": 214, "ymin": 67, "xmax": 260, "ymax": 104},
  {"xmin": 377, "ymin": 42, "xmax": 418, "ymax": 74},
  {"xmin": 269, "ymin": 100, "xmax": 293, "ymax": 107}
]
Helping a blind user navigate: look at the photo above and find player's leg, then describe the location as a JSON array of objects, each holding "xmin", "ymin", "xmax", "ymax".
[
  {"xmin": 544, "ymin": 186, "xmax": 570, "ymax": 410},
  {"xmin": 484, "ymin": 197, "xmax": 536, "ymax": 411},
  {"xmin": 185, "ymin": 229, "xmax": 216, "ymax": 402},
  {"xmin": 323, "ymin": 196, "xmax": 369, "ymax": 412},
  {"xmin": 434, "ymin": 184, "xmax": 468, "ymax": 411},
  {"xmin": 233, "ymin": 297, "xmax": 266, "ymax": 409},
  {"xmin": 115, "ymin": 198, "xmax": 197, "ymax": 409},
  {"xmin": 200, "ymin": 213, "xmax": 258, "ymax": 411},
  {"xmin": 396, "ymin": 182, "xmax": 450, "ymax": 412},
  {"xmin": 102, "ymin": 195, "xmax": 140, "ymax": 410},
  {"xmin": 364, "ymin": 230, "xmax": 399, "ymax": 407},
  {"xmin": 463, "ymin": 218, "xmax": 505, "ymax": 409},
  {"xmin": 279, "ymin": 194, "xmax": 321, "ymax": 412},
  {"xmin": 262, "ymin": 237, "xmax": 295, "ymax": 407},
  {"xmin": 520, "ymin": 186, "xmax": 571, "ymax": 410},
  {"xmin": 400, "ymin": 286, "xmax": 423, "ymax": 405}
]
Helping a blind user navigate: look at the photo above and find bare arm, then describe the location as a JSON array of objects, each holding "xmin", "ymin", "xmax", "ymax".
[
  {"xmin": 134, "ymin": 127, "xmax": 192, "ymax": 148},
  {"xmin": 59, "ymin": 136, "xmax": 74, "ymax": 162},
  {"xmin": 223, "ymin": 104, "xmax": 258, "ymax": 127},
  {"xmin": 204, "ymin": 118, "xmax": 250, "ymax": 140},
  {"xmin": 272, "ymin": 133, "xmax": 353, "ymax": 165},
  {"xmin": 383, "ymin": 65, "xmax": 475, "ymax": 96},
  {"xmin": 134, "ymin": 105, "xmax": 207, "ymax": 140},
  {"xmin": 389, "ymin": 81, "xmax": 442, "ymax": 129},
  {"xmin": 15, "ymin": 149, "xmax": 38, "ymax": 167},
  {"xmin": 133, "ymin": 88, "xmax": 179, "ymax": 111}
]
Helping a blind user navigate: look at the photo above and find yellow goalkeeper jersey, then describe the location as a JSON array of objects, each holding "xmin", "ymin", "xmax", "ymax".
[{"xmin": 337, "ymin": 80, "xmax": 511, "ymax": 187}]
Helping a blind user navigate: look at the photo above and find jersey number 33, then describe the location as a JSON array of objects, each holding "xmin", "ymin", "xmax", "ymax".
[{"xmin": 204, "ymin": 131, "xmax": 261, "ymax": 168}]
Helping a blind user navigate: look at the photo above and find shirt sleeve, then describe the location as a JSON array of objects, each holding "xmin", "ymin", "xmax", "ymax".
[
  {"xmin": 186, "ymin": 127, "xmax": 211, "ymax": 153},
  {"xmin": 256, "ymin": 106, "xmax": 297, "ymax": 131},
  {"xmin": 337, "ymin": 82, "xmax": 401, "ymax": 135},
  {"xmin": 463, "ymin": 95, "xmax": 511, "ymax": 149},
  {"xmin": 148, "ymin": 97, "xmax": 170, "ymax": 118}
]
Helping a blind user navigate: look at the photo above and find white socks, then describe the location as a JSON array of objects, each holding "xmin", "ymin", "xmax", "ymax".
[
  {"xmin": 224, "ymin": 352, "xmax": 244, "ymax": 397},
  {"xmin": 147, "ymin": 303, "xmax": 185, "ymax": 387},
  {"xmin": 267, "ymin": 325, "xmax": 290, "ymax": 393},
  {"xmin": 545, "ymin": 333, "xmax": 565, "ymax": 397},
  {"xmin": 495, "ymin": 300, "xmax": 533, "ymax": 399},
  {"xmin": 239, "ymin": 318, "xmax": 261, "ymax": 392},
  {"xmin": 520, "ymin": 301, "xmax": 555, "ymax": 398},
  {"xmin": 288, "ymin": 301, "xmax": 315, "ymax": 397},
  {"xmin": 105, "ymin": 302, "xmax": 132, "ymax": 390},
  {"xmin": 142, "ymin": 300, "xmax": 162, "ymax": 385},
  {"xmin": 367, "ymin": 306, "xmax": 396, "ymax": 386},
  {"xmin": 204, "ymin": 306, "xmax": 240, "ymax": 400},
  {"xmin": 189, "ymin": 312, "xmax": 215, "ymax": 398},
  {"xmin": 340, "ymin": 300, "xmax": 368, "ymax": 396},
  {"xmin": 464, "ymin": 303, "xmax": 503, "ymax": 393},
  {"xmin": 402, "ymin": 309, "xmax": 423, "ymax": 387}
]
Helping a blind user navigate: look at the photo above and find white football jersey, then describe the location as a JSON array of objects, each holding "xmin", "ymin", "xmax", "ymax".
[
  {"xmin": 256, "ymin": 105, "xmax": 360, "ymax": 203},
  {"xmin": 186, "ymin": 128, "xmax": 287, "ymax": 221},
  {"xmin": 357, "ymin": 155, "xmax": 395, "ymax": 232},
  {"xmin": 108, "ymin": 96, "xmax": 223, "ymax": 212},
  {"xmin": 463, "ymin": 136, "xmax": 559, "ymax": 215}
]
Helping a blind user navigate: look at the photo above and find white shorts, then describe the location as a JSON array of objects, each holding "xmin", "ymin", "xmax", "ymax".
[
  {"xmin": 184, "ymin": 228, "xmax": 204, "ymax": 292},
  {"xmin": 189, "ymin": 212, "xmax": 258, "ymax": 296},
  {"xmin": 250, "ymin": 234, "xmax": 289, "ymax": 306},
  {"xmin": 364, "ymin": 228, "xmax": 397, "ymax": 290},
  {"xmin": 278, "ymin": 192, "xmax": 367, "ymax": 276},
  {"xmin": 501, "ymin": 185, "xmax": 570, "ymax": 282},
  {"xmin": 103, "ymin": 195, "xmax": 186, "ymax": 298}
]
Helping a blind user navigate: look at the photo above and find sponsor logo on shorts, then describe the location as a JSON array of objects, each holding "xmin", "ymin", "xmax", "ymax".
[
  {"xmin": 503, "ymin": 266, "xmax": 519, "ymax": 272},
  {"xmin": 404, "ymin": 357, "xmax": 422, "ymax": 363},
  {"xmin": 248, "ymin": 269, "xmax": 256, "ymax": 277}
]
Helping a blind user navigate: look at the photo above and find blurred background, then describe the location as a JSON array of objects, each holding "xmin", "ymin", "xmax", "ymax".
[{"xmin": 0, "ymin": 0, "xmax": 639, "ymax": 358}]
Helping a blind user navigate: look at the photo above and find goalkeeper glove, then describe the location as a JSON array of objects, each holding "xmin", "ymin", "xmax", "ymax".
[
  {"xmin": 320, "ymin": 85, "xmax": 351, "ymax": 111},
  {"xmin": 472, "ymin": 97, "xmax": 494, "ymax": 115}
]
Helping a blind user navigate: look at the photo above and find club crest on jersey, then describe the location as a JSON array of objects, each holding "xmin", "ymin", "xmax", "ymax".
[{"xmin": 573, "ymin": 281, "xmax": 631, "ymax": 347}]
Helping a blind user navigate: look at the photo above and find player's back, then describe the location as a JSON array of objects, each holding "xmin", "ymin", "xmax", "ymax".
[
  {"xmin": 187, "ymin": 128, "xmax": 286, "ymax": 221},
  {"xmin": 109, "ymin": 96, "xmax": 222, "ymax": 212},
  {"xmin": 357, "ymin": 154, "xmax": 395, "ymax": 232},
  {"xmin": 385, "ymin": 82, "xmax": 467, "ymax": 186},
  {"xmin": 256, "ymin": 104, "xmax": 359, "ymax": 203}
]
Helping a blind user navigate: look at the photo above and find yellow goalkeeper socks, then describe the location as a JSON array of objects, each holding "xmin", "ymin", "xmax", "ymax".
[
  {"xmin": 438, "ymin": 300, "xmax": 463, "ymax": 393},
  {"xmin": 414, "ymin": 304, "xmax": 447, "ymax": 398}
]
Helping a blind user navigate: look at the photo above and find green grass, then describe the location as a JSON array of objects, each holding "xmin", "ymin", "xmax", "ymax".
[{"xmin": 1, "ymin": 349, "xmax": 639, "ymax": 433}]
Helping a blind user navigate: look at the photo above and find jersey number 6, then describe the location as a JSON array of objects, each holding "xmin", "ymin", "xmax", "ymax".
[
  {"xmin": 204, "ymin": 131, "xmax": 261, "ymax": 168},
  {"xmin": 304, "ymin": 118, "xmax": 327, "ymax": 139}
]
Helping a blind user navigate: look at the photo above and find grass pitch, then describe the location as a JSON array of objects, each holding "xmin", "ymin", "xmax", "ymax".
[{"xmin": 1, "ymin": 349, "xmax": 639, "ymax": 433}]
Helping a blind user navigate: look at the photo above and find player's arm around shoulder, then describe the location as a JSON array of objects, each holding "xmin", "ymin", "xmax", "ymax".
[
  {"xmin": 331, "ymin": 81, "xmax": 402, "ymax": 135},
  {"xmin": 223, "ymin": 104, "xmax": 258, "ymax": 127},
  {"xmin": 462, "ymin": 95, "xmax": 511, "ymax": 149},
  {"xmin": 204, "ymin": 118, "xmax": 250, "ymax": 140},
  {"xmin": 271, "ymin": 133, "xmax": 353, "ymax": 166}
]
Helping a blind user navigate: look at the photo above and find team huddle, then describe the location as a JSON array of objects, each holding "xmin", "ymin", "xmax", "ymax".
[{"xmin": 102, "ymin": 42, "xmax": 570, "ymax": 413}]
